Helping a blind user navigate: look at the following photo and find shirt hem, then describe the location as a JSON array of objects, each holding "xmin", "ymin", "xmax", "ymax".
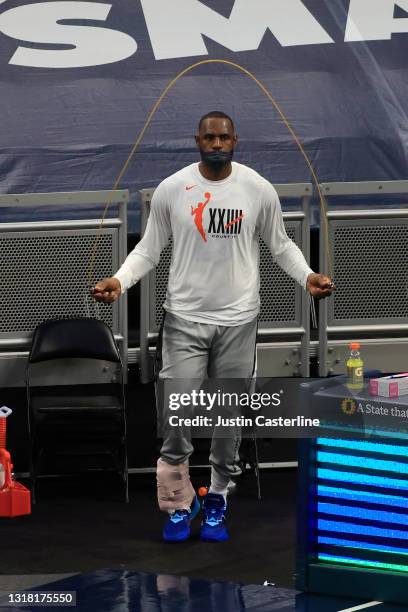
[{"xmin": 163, "ymin": 306, "xmax": 259, "ymax": 327}]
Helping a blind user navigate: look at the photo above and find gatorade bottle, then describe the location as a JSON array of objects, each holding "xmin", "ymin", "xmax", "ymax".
[{"xmin": 346, "ymin": 342, "xmax": 364, "ymax": 391}]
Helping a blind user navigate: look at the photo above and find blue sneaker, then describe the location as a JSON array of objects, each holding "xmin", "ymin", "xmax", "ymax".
[
  {"xmin": 200, "ymin": 493, "xmax": 229, "ymax": 542},
  {"xmin": 163, "ymin": 496, "xmax": 200, "ymax": 542}
]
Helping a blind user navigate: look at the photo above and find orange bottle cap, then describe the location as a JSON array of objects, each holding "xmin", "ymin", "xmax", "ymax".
[{"xmin": 349, "ymin": 342, "xmax": 361, "ymax": 350}]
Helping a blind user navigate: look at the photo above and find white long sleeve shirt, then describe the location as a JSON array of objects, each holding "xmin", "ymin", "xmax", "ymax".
[{"xmin": 114, "ymin": 162, "xmax": 313, "ymax": 326}]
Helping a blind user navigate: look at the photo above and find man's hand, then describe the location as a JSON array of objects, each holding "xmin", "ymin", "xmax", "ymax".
[
  {"xmin": 92, "ymin": 277, "xmax": 121, "ymax": 304},
  {"xmin": 306, "ymin": 273, "xmax": 335, "ymax": 299}
]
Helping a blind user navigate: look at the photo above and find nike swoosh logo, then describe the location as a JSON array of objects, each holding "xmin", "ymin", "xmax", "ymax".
[
  {"xmin": 225, "ymin": 213, "xmax": 244, "ymax": 229},
  {"xmin": 185, "ymin": 185, "xmax": 197, "ymax": 191}
]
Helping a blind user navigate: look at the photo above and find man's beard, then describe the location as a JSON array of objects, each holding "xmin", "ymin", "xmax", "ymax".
[{"xmin": 200, "ymin": 149, "xmax": 233, "ymax": 170}]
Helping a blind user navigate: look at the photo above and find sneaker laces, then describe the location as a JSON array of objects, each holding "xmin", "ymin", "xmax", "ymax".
[
  {"xmin": 204, "ymin": 507, "xmax": 224, "ymax": 526},
  {"xmin": 169, "ymin": 509, "xmax": 189, "ymax": 524}
]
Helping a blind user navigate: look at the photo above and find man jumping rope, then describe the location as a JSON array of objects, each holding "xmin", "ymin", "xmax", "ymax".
[{"xmin": 93, "ymin": 111, "xmax": 334, "ymax": 543}]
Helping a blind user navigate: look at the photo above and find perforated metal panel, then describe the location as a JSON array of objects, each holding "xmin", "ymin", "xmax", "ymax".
[
  {"xmin": 259, "ymin": 227, "xmax": 301, "ymax": 326},
  {"xmin": 153, "ymin": 239, "xmax": 173, "ymax": 330},
  {"xmin": 1, "ymin": 229, "xmax": 115, "ymax": 337},
  {"xmin": 329, "ymin": 219, "xmax": 408, "ymax": 325}
]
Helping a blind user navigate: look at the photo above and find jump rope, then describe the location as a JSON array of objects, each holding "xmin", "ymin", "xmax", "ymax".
[{"xmin": 87, "ymin": 59, "xmax": 334, "ymax": 324}]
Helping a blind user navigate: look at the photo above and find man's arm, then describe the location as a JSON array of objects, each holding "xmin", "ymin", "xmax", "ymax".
[
  {"xmin": 93, "ymin": 182, "xmax": 172, "ymax": 303},
  {"xmin": 258, "ymin": 182, "xmax": 334, "ymax": 298}
]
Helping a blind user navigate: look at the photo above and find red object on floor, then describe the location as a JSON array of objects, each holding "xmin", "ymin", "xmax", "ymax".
[
  {"xmin": 0, "ymin": 448, "xmax": 31, "ymax": 517},
  {"xmin": 198, "ymin": 486, "xmax": 208, "ymax": 497}
]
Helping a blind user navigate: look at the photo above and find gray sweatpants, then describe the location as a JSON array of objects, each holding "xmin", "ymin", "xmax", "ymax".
[{"xmin": 157, "ymin": 311, "xmax": 257, "ymax": 479}]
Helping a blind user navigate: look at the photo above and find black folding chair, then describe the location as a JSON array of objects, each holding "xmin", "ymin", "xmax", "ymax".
[{"xmin": 26, "ymin": 317, "xmax": 128, "ymax": 503}]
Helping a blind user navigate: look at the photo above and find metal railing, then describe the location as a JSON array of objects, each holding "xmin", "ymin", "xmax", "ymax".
[
  {"xmin": 318, "ymin": 181, "xmax": 408, "ymax": 376},
  {"xmin": 0, "ymin": 190, "xmax": 129, "ymax": 386}
]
